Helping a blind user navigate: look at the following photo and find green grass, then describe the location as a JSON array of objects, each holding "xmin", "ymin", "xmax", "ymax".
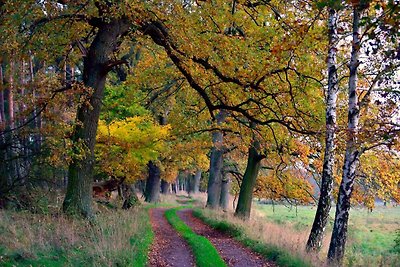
[
  {"xmin": 255, "ymin": 203, "xmax": 400, "ymax": 266},
  {"xmin": 164, "ymin": 208, "xmax": 227, "ymax": 267},
  {"xmin": 131, "ymin": 206, "xmax": 154, "ymax": 267},
  {"xmin": 193, "ymin": 209, "xmax": 312, "ymax": 267},
  {"xmin": 0, "ymin": 207, "xmax": 154, "ymax": 267}
]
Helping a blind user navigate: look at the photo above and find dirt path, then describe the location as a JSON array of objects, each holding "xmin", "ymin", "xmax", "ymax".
[
  {"xmin": 148, "ymin": 208, "xmax": 195, "ymax": 267},
  {"xmin": 177, "ymin": 209, "xmax": 276, "ymax": 267}
]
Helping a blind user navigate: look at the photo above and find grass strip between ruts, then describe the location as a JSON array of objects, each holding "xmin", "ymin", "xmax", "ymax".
[
  {"xmin": 192, "ymin": 209, "xmax": 312, "ymax": 267},
  {"xmin": 164, "ymin": 208, "xmax": 227, "ymax": 267}
]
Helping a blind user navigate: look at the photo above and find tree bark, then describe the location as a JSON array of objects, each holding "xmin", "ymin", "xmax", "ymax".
[
  {"xmin": 122, "ymin": 184, "xmax": 139, "ymax": 209},
  {"xmin": 0, "ymin": 61, "xmax": 7, "ymax": 194},
  {"xmin": 62, "ymin": 19, "xmax": 129, "ymax": 217},
  {"xmin": 235, "ymin": 139, "xmax": 264, "ymax": 219},
  {"xmin": 206, "ymin": 110, "xmax": 226, "ymax": 208},
  {"xmin": 0, "ymin": 63, "xmax": 4, "ymax": 124},
  {"xmin": 193, "ymin": 170, "xmax": 201, "ymax": 194},
  {"xmin": 161, "ymin": 179, "xmax": 170, "ymax": 194},
  {"xmin": 327, "ymin": 6, "xmax": 361, "ymax": 264},
  {"xmin": 144, "ymin": 114, "xmax": 167, "ymax": 200},
  {"xmin": 145, "ymin": 160, "xmax": 161, "ymax": 203},
  {"xmin": 219, "ymin": 176, "xmax": 230, "ymax": 211},
  {"xmin": 6, "ymin": 59, "xmax": 17, "ymax": 187},
  {"xmin": 307, "ymin": 7, "xmax": 339, "ymax": 252}
]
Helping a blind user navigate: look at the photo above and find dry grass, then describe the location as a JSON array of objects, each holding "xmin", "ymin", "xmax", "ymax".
[
  {"xmin": 0, "ymin": 206, "xmax": 152, "ymax": 266},
  {"xmin": 198, "ymin": 208, "xmax": 326, "ymax": 267}
]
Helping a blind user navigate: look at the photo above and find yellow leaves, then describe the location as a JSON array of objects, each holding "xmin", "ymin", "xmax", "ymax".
[
  {"xmin": 96, "ymin": 116, "xmax": 171, "ymax": 182},
  {"xmin": 357, "ymin": 151, "xmax": 400, "ymax": 205}
]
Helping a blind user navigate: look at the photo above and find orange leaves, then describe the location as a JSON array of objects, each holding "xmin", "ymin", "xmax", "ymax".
[{"xmin": 255, "ymin": 168, "xmax": 313, "ymax": 204}]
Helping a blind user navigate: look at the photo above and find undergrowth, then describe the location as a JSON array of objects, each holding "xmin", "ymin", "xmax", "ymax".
[
  {"xmin": 164, "ymin": 208, "xmax": 226, "ymax": 267},
  {"xmin": 0, "ymin": 206, "xmax": 153, "ymax": 267}
]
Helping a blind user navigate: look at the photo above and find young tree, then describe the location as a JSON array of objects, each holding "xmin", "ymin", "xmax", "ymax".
[
  {"xmin": 307, "ymin": 4, "xmax": 340, "ymax": 251},
  {"xmin": 328, "ymin": 1, "xmax": 400, "ymax": 262}
]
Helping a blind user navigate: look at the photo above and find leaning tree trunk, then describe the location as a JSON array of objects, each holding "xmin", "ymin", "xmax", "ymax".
[
  {"xmin": 327, "ymin": 6, "xmax": 361, "ymax": 264},
  {"xmin": 62, "ymin": 19, "xmax": 129, "ymax": 217},
  {"xmin": 145, "ymin": 160, "xmax": 161, "ymax": 203},
  {"xmin": 206, "ymin": 110, "xmax": 226, "ymax": 208},
  {"xmin": 235, "ymin": 139, "xmax": 264, "ymax": 219},
  {"xmin": 306, "ymin": 7, "xmax": 339, "ymax": 252}
]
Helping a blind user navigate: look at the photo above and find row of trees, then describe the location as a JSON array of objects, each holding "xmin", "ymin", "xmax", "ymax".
[{"xmin": 0, "ymin": 0, "xmax": 399, "ymax": 264}]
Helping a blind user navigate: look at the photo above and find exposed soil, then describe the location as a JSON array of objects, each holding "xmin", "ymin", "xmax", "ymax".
[
  {"xmin": 148, "ymin": 208, "xmax": 195, "ymax": 267},
  {"xmin": 177, "ymin": 209, "xmax": 276, "ymax": 267}
]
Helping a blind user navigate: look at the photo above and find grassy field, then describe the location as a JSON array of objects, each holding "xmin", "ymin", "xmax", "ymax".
[{"xmin": 254, "ymin": 202, "xmax": 400, "ymax": 266}]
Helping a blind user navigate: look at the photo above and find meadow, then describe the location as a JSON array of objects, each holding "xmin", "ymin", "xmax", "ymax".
[{"xmin": 254, "ymin": 203, "xmax": 400, "ymax": 266}]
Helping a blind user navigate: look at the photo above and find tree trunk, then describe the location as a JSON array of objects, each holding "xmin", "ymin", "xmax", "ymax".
[
  {"xmin": 0, "ymin": 63, "xmax": 4, "ymax": 123},
  {"xmin": 6, "ymin": 59, "xmax": 17, "ymax": 187},
  {"xmin": 161, "ymin": 179, "xmax": 170, "ymax": 194},
  {"xmin": 220, "ymin": 177, "xmax": 230, "ymax": 211},
  {"xmin": 62, "ymin": 19, "xmax": 129, "ymax": 217},
  {"xmin": 193, "ymin": 170, "xmax": 201, "ymax": 194},
  {"xmin": 235, "ymin": 139, "xmax": 264, "ymax": 219},
  {"xmin": 306, "ymin": 7, "xmax": 339, "ymax": 252},
  {"xmin": 145, "ymin": 114, "xmax": 167, "ymax": 200},
  {"xmin": 327, "ymin": 7, "xmax": 361, "ymax": 264},
  {"xmin": 187, "ymin": 173, "xmax": 194, "ymax": 195},
  {"xmin": 145, "ymin": 160, "xmax": 161, "ymax": 203},
  {"xmin": 0, "ymin": 62, "xmax": 7, "ymax": 194},
  {"xmin": 122, "ymin": 184, "xmax": 139, "ymax": 209},
  {"xmin": 206, "ymin": 110, "xmax": 226, "ymax": 208},
  {"xmin": 172, "ymin": 183, "xmax": 177, "ymax": 194}
]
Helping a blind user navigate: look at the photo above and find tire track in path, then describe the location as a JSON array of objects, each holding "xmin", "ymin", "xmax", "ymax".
[
  {"xmin": 177, "ymin": 209, "xmax": 276, "ymax": 267},
  {"xmin": 148, "ymin": 208, "xmax": 195, "ymax": 267}
]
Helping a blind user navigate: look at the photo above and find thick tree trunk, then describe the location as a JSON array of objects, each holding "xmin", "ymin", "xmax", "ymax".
[
  {"xmin": 172, "ymin": 182, "xmax": 177, "ymax": 194},
  {"xmin": 161, "ymin": 179, "xmax": 170, "ymax": 194},
  {"xmin": 145, "ymin": 160, "xmax": 161, "ymax": 203},
  {"xmin": 235, "ymin": 139, "xmax": 263, "ymax": 219},
  {"xmin": 145, "ymin": 115, "xmax": 167, "ymax": 200},
  {"xmin": 193, "ymin": 170, "xmax": 201, "ymax": 194},
  {"xmin": 63, "ymin": 19, "xmax": 129, "ymax": 217},
  {"xmin": 187, "ymin": 173, "xmax": 194, "ymax": 194},
  {"xmin": 219, "ymin": 177, "xmax": 230, "ymax": 211},
  {"xmin": 307, "ymin": 7, "xmax": 339, "ymax": 252},
  {"xmin": 206, "ymin": 110, "xmax": 226, "ymax": 208},
  {"xmin": 327, "ymin": 7, "xmax": 361, "ymax": 264}
]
